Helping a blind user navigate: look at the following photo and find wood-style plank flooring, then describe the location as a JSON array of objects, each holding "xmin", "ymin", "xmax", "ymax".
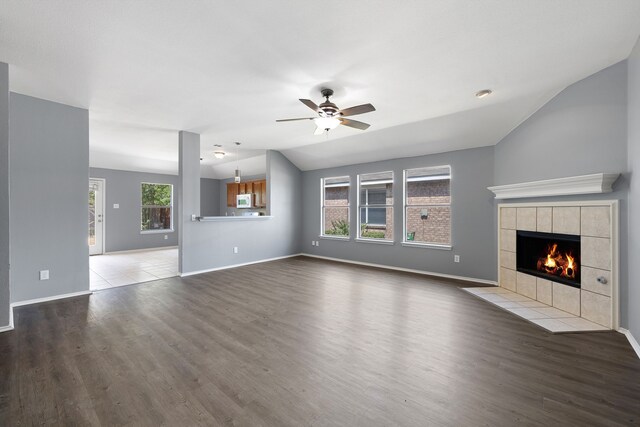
[{"xmin": 1, "ymin": 256, "xmax": 639, "ymax": 426}]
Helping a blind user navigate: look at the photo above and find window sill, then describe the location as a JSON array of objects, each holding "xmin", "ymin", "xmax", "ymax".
[
  {"xmin": 141, "ymin": 229, "xmax": 174, "ymax": 235},
  {"xmin": 196, "ymin": 215, "xmax": 273, "ymax": 222},
  {"xmin": 355, "ymin": 238, "xmax": 394, "ymax": 245},
  {"xmin": 401, "ymin": 242, "xmax": 452, "ymax": 250},
  {"xmin": 319, "ymin": 235, "xmax": 350, "ymax": 241}
]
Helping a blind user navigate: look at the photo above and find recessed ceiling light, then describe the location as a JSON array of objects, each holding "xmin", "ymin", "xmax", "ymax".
[
  {"xmin": 213, "ymin": 151, "xmax": 225, "ymax": 159},
  {"xmin": 475, "ymin": 89, "xmax": 493, "ymax": 99}
]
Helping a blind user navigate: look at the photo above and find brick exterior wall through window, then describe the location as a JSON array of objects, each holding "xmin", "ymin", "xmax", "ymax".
[
  {"xmin": 324, "ymin": 186, "xmax": 349, "ymax": 234},
  {"xmin": 320, "ymin": 174, "xmax": 450, "ymax": 244},
  {"xmin": 406, "ymin": 179, "xmax": 450, "ymax": 244}
]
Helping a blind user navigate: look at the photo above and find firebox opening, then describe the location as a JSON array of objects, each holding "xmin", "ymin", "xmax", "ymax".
[{"xmin": 516, "ymin": 230, "xmax": 581, "ymax": 288}]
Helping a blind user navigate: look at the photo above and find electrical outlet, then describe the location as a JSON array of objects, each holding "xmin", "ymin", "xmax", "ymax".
[
  {"xmin": 113, "ymin": 203, "xmax": 119, "ymax": 209},
  {"xmin": 233, "ymin": 247, "xmax": 239, "ymax": 254},
  {"xmin": 39, "ymin": 270, "xmax": 49, "ymax": 280},
  {"xmin": 454, "ymin": 255, "xmax": 460, "ymax": 263},
  {"xmin": 311, "ymin": 240, "xmax": 315, "ymax": 246},
  {"xmin": 164, "ymin": 235, "xmax": 168, "ymax": 240},
  {"xmin": 315, "ymin": 241, "xmax": 319, "ymax": 247}
]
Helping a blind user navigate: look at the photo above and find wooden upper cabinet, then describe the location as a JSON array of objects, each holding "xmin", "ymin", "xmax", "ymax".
[
  {"xmin": 258, "ymin": 180, "xmax": 267, "ymax": 208},
  {"xmin": 226, "ymin": 179, "xmax": 267, "ymax": 208},
  {"xmin": 226, "ymin": 182, "xmax": 238, "ymax": 207}
]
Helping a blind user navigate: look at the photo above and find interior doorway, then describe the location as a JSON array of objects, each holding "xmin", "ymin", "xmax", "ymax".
[{"xmin": 89, "ymin": 178, "xmax": 105, "ymax": 255}]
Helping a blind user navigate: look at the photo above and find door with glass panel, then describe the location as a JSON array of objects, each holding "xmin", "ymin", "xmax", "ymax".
[{"xmin": 89, "ymin": 179, "xmax": 105, "ymax": 255}]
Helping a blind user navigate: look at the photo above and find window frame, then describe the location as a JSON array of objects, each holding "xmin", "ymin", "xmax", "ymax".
[
  {"xmin": 357, "ymin": 171, "xmax": 394, "ymax": 243},
  {"xmin": 402, "ymin": 165, "xmax": 452, "ymax": 249},
  {"xmin": 140, "ymin": 182, "xmax": 174, "ymax": 234},
  {"xmin": 320, "ymin": 176, "xmax": 351, "ymax": 240}
]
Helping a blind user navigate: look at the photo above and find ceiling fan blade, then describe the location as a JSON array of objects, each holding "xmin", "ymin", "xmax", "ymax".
[
  {"xmin": 313, "ymin": 126, "xmax": 325, "ymax": 135},
  {"xmin": 339, "ymin": 103, "xmax": 376, "ymax": 117},
  {"xmin": 276, "ymin": 117, "xmax": 315, "ymax": 122},
  {"xmin": 339, "ymin": 118, "xmax": 370, "ymax": 130},
  {"xmin": 299, "ymin": 99, "xmax": 319, "ymax": 112}
]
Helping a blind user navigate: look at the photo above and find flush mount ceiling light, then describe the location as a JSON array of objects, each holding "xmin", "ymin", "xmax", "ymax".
[
  {"xmin": 213, "ymin": 144, "xmax": 225, "ymax": 159},
  {"xmin": 475, "ymin": 89, "xmax": 493, "ymax": 99},
  {"xmin": 234, "ymin": 142, "xmax": 241, "ymax": 183}
]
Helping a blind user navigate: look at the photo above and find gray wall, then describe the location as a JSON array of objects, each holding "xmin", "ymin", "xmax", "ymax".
[
  {"xmin": 200, "ymin": 177, "xmax": 220, "ymax": 216},
  {"xmin": 89, "ymin": 167, "xmax": 179, "ymax": 252},
  {"xmin": 301, "ymin": 146, "xmax": 497, "ymax": 281},
  {"xmin": 0, "ymin": 64, "xmax": 9, "ymax": 327},
  {"xmin": 10, "ymin": 93, "xmax": 89, "ymax": 303},
  {"xmin": 495, "ymin": 61, "xmax": 630, "ymax": 326},
  {"xmin": 180, "ymin": 146, "xmax": 302, "ymax": 274},
  {"xmin": 628, "ymin": 38, "xmax": 640, "ymax": 339},
  {"xmin": 178, "ymin": 131, "xmax": 201, "ymax": 274}
]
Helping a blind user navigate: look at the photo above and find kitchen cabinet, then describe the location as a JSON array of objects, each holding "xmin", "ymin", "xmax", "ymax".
[
  {"xmin": 254, "ymin": 180, "xmax": 267, "ymax": 208},
  {"xmin": 226, "ymin": 179, "xmax": 266, "ymax": 208},
  {"xmin": 226, "ymin": 182, "xmax": 238, "ymax": 207}
]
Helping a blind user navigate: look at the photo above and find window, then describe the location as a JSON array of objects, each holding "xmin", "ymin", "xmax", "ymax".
[
  {"xmin": 358, "ymin": 171, "xmax": 393, "ymax": 241},
  {"xmin": 141, "ymin": 183, "xmax": 173, "ymax": 232},
  {"xmin": 404, "ymin": 166, "xmax": 451, "ymax": 246},
  {"xmin": 321, "ymin": 176, "xmax": 350, "ymax": 238}
]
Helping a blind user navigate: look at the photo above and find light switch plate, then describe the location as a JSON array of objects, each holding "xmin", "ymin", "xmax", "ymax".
[
  {"xmin": 113, "ymin": 203, "xmax": 119, "ymax": 209},
  {"xmin": 233, "ymin": 247, "xmax": 239, "ymax": 254},
  {"xmin": 39, "ymin": 270, "xmax": 49, "ymax": 280}
]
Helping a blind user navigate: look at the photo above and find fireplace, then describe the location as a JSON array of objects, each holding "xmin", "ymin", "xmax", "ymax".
[{"xmin": 516, "ymin": 230, "xmax": 581, "ymax": 288}]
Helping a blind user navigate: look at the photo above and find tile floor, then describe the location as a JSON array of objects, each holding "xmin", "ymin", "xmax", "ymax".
[
  {"xmin": 90, "ymin": 247, "xmax": 178, "ymax": 290},
  {"xmin": 463, "ymin": 286, "xmax": 608, "ymax": 333}
]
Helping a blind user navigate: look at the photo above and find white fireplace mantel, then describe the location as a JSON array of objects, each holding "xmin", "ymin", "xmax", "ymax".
[{"xmin": 487, "ymin": 173, "xmax": 620, "ymax": 199}]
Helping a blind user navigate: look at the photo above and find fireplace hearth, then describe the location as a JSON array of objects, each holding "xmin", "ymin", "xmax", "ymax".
[{"xmin": 516, "ymin": 230, "xmax": 581, "ymax": 288}]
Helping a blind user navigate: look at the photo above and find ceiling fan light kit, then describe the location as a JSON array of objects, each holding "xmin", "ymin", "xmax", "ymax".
[
  {"xmin": 277, "ymin": 88, "xmax": 376, "ymax": 135},
  {"xmin": 315, "ymin": 117, "xmax": 341, "ymax": 131}
]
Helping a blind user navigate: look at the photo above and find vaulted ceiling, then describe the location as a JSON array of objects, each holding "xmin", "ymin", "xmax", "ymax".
[{"xmin": 1, "ymin": 0, "xmax": 639, "ymax": 176}]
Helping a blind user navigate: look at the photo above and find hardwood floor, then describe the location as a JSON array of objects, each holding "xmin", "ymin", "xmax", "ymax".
[{"xmin": 1, "ymin": 256, "xmax": 639, "ymax": 426}]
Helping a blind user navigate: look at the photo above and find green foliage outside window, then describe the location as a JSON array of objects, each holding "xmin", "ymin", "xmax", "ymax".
[
  {"xmin": 325, "ymin": 219, "xmax": 349, "ymax": 236},
  {"xmin": 142, "ymin": 183, "xmax": 172, "ymax": 206},
  {"xmin": 141, "ymin": 183, "xmax": 172, "ymax": 231}
]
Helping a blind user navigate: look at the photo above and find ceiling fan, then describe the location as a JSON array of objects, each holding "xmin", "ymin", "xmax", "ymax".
[{"xmin": 276, "ymin": 89, "xmax": 376, "ymax": 135}]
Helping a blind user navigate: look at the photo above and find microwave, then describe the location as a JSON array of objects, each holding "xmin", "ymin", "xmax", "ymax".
[{"xmin": 236, "ymin": 194, "xmax": 253, "ymax": 208}]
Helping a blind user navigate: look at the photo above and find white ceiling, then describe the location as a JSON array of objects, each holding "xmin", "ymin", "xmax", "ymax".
[{"xmin": 1, "ymin": 0, "xmax": 639, "ymax": 173}]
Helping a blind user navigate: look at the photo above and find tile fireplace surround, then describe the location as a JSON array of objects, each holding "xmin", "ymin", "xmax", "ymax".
[{"xmin": 486, "ymin": 201, "xmax": 619, "ymax": 332}]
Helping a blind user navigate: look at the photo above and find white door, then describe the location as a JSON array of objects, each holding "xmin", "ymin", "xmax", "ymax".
[{"xmin": 89, "ymin": 179, "xmax": 105, "ymax": 255}]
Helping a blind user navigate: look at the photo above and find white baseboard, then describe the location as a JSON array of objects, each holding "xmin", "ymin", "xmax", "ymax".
[
  {"xmin": 619, "ymin": 328, "xmax": 640, "ymax": 359},
  {"xmin": 1, "ymin": 290, "xmax": 93, "ymax": 333},
  {"xmin": 300, "ymin": 253, "xmax": 498, "ymax": 286},
  {"xmin": 103, "ymin": 245, "xmax": 178, "ymax": 255},
  {"xmin": 11, "ymin": 290, "xmax": 93, "ymax": 308},
  {"xmin": 180, "ymin": 253, "xmax": 303, "ymax": 277},
  {"xmin": 0, "ymin": 308, "xmax": 13, "ymax": 333}
]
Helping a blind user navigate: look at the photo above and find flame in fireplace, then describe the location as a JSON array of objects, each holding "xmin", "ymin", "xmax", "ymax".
[
  {"xmin": 544, "ymin": 244, "xmax": 558, "ymax": 269},
  {"xmin": 538, "ymin": 243, "xmax": 578, "ymax": 279}
]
